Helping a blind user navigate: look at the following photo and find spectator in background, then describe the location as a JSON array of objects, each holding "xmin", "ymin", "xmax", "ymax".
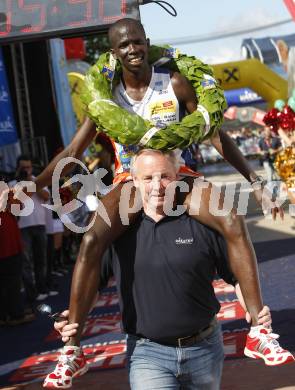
[
  {"xmin": 51, "ymin": 212, "xmax": 67, "ymax": 276},
  {"xmin": 13, "ymin": 155, "xmax": 50, "ymax": 302},
  {"xmin": 0, "ymin": 207, "xmax": 35, "ymax": 326},
  {"xmin": 258, "ymin": 126, "xmax": 282, "ymax": 182},
  {"xmin": 278, "ymin": 127, "xmax": 295, "ymax": 149},
  {"xmin": 181, "ymin": 144, "xmax": 203, "ymax": 172},
  {"xmin": 237, "ymin": 128, "xmax": 246, "ymax": 146},
  {"xmin": 45, "ymin": 203, "xmax": 64, "ymax": 292},
  {"xmin": 181, "ymin": 146, "xmax": 197, "ymax": 172},
  {"xmin": 277, "ymin": 127, "xmax": 295, "ymax": 206}
]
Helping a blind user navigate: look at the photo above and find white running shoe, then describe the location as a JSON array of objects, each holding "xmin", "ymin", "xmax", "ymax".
[
  {"xmin": 244, "ymin": 326, "xmax": 295, "ymax": 366},
  {"xmin": 43, "ymin": 346, "xmax": 88, "ymax": 388}
]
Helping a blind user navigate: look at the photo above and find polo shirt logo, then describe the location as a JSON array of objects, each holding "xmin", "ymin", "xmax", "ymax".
[{"xmin": 175, "ymin": 237, "xmax": 194, "ymax": 245}]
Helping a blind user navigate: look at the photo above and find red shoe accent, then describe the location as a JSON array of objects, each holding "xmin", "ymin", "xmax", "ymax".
[
  {"xmin": 43, "ymin": 347, "xmax": 88, "ymax": 388},
  {"xmin": 244, "ymin": 327, "xmax": 295, "ymax": 366}
]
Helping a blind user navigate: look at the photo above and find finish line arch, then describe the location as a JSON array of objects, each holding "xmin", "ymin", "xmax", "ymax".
[{"xmin": 212, "ymin": 58, "xmax": 287, "ymax": 108}]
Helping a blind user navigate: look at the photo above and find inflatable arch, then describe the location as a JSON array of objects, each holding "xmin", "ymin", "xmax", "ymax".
[{"xmin": 211, "ymin": 58, "xmax": 288, "ymax": 108}]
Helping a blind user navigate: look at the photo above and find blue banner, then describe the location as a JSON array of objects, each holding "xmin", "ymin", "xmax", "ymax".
[
  {"xmin": 49, "ymin": 39, "xmax": 77, "ymax": 147},
  {"xmin": 0, "ymin": 48, "xmax": 18, "ymax": 147},
  {"xmin": 224, "ymin": 88, "xmax": 264, "ymax": 107}
]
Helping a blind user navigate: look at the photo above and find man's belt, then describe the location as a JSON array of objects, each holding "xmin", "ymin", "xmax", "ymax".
[{"xmin": 155, "ymin": 317, "xmax": 217, "ymax": 348}]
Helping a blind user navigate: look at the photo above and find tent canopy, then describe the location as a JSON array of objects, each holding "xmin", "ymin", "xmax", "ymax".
[{"xmin": 241, "ymin": 33, "xmax": 295, "ymax": 67}]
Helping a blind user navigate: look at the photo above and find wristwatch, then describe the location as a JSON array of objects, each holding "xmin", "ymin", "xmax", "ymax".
[{"xmin": 250, "ymin": 176, "xmax": 267, "ymax": 191}]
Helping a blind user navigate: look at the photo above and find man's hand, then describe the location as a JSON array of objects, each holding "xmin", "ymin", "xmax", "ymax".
[
  {"xmin": 246, "ymin": 305, "xmax": 272, "ymax": 329},
  {"xmin": 54, "ymin": 310, "xmax": 79, "ymax": 343}
]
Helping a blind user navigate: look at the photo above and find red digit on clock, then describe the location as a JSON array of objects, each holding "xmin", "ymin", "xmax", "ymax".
[
  {"xmin": 18, "ymin": 0, "xmax": 46, "ymax": 33},
  {"xmin": 0, "ymin": 0, "xmax": 12, "ymax": 37},
  {"xmin": 66, "ymin": 0, "xmax": 93, "ymax": 27},
  {"xmin": 99, "ymin": 0, "xmax": 126, "ymax": 23}
]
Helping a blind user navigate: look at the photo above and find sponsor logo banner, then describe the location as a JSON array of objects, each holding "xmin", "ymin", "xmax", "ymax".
[
  {"xmin": 223, "ymin": 330, "xmax": 248, "ymax": 358},
  {"xmin": 218, "ymin": 301, "xmax": 245, "ymax": 322},
  {"xmin": 213, "ymin": 279, "xmax": 235, "ymax": 295},
  {"xmin": 0, "ymin": 48, "xmax": 18, "ymax": 146}
]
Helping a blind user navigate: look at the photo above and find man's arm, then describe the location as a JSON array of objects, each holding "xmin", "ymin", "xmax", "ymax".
[
  {"xmin": 35, "ymin": 118, "xmax": 97, "ymax": 191},
  {"xmin": 235, "ymin": 283, "xmax": 272, "ymax": 328}
]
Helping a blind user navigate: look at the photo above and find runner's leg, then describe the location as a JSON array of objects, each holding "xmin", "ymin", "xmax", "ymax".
[
  {"xmin": 184, "ymin": 178, "xmax": 263, "ymax": 325},
  {"xmin": 67, "ymin": 182, "xmax": 141, "ymax": 345}
]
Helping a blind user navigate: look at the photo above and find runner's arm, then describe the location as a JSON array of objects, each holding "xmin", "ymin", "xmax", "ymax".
[
  {"xmin": 171, "ymin": 71, "xmax": 261, "ymax": 182},
  {"xmin": 172, "ymin": 71, "xmax": 283, "ymax": 219},
  {"xmin": 35, "ymin": 118, "xmax": 97, "ymax": 191}
]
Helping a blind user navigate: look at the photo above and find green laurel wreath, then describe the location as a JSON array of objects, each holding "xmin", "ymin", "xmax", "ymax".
[{"xmin": 81, "ymin": 45, "xmax": 227, "ymax": 150}]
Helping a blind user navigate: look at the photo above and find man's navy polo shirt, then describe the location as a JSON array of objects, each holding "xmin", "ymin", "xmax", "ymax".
[{"xmin": 112, "ymin": 212, "xmax": 236, "ymax": 342}]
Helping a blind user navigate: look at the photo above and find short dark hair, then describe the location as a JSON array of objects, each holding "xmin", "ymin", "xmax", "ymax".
[
  {"xmin": 108, "ymin": 18, "xmax": 146, "ymax": 47},
  {"xmin": 17, "ymin": 154, "xmax": 32, "ymax": 166}
]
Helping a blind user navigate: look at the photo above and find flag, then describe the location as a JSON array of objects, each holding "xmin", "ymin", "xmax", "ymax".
[
  {"xmin": 284, "ymin": 0, "xmax": 295, "ymax": 21},
  {"xmin": 0, "ymin": 48, "xmax": 18, "ymax": 147}
]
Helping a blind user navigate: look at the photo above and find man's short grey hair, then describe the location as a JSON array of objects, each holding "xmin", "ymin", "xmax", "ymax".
[{"xmin": 130, "ymin": 149, "xmax": 180, "ymax": 175}]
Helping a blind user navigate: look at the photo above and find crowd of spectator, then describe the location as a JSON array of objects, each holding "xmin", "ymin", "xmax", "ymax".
[
  {"xmin": 200, "ymin": 126, "xmax": 282, "ymax": 165},
  {"xmin": 0, "ymin": 155, "xmax": 67, "ymax": 325},
  {"xmin": 0, "ymin": 137, "xmax": 113, "ymax": 326}
]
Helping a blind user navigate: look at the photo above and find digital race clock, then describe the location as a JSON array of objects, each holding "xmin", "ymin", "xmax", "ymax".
[{"xmin": 0, "ymin": 0, "xmax": 140, "ymax": 43}]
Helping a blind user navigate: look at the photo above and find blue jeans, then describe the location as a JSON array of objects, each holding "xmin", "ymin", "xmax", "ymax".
[{"xmin": 128, "ymin": 324, "xmax": 224, "ymax": 390}]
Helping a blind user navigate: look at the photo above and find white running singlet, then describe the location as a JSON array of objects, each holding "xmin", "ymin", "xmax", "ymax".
[{"xmin": 112, "ymin": 66, "xmax": 199, "ymax": 183}]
